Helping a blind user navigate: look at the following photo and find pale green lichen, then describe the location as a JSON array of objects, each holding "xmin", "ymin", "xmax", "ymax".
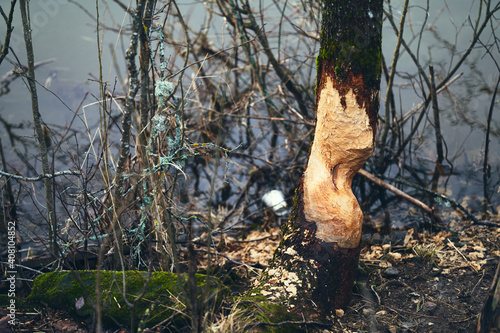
[
  {"xmin": 155, "ymin": 79, "xmax": 174, "ymax": 108},
  {"xmin": 152, "ymin": 114, "xmax": 167, "ymax": 133}
]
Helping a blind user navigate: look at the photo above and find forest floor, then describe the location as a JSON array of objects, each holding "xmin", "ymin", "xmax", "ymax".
[
  {"xmin": 213, "ymin": 219, "xmax": 500, "ymax": 333},
  {"xmin": 332, "ymin": 223, "xmax": 499, "ymax": 333},
  {"xmin": 2, "ymin": 217, "xmax": 499, "ymax": 333}
]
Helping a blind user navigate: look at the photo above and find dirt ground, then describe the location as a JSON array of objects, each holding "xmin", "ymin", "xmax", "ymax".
[
  {"xmin": 3, "ymin": 221, "xmax": 499, "ymax": 332},
  {"xmin": 217, "ymin": 222, "xmax": 499, "ymax": 333},
  {"xmin": 338, "ymin": 225, "xmax": 499, "ymax": 333}
]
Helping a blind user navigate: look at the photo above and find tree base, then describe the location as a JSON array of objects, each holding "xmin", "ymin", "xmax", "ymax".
[{"xmin": 251, "ymin": 182, "xmax": 361, "ymax": 319}]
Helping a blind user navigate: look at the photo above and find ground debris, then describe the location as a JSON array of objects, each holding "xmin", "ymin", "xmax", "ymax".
[
  {"xmin": 6, "ymin": 307, "xmax": 89, "ymax": 333},
  {"xmin": 221, "ymin": 224, "xmax": 499, "ymax": 332},
  {"xmin": 10, "ymin": 225, "xmax": 499, "ymax": 332}
]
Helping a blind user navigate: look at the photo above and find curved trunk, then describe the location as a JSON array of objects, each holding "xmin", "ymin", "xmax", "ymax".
[{"xmin": 254, "ymin": 0, "xmax": 383, "ymax": 317}]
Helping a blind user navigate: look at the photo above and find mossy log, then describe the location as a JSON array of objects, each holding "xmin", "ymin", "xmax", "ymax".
[{"xmin": 28, "ymin": 270, "xmax": 228, "ymax": 330}]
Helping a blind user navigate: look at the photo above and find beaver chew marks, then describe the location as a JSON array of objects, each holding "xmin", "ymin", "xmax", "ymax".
[{"xmin": 303, "ymin": 76, "xmax": 374, "ymax": 249}]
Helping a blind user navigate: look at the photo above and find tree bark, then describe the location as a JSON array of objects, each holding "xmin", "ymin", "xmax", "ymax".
[
  {"xmin": 476, "ymin": 261, "xmax": 500, "ymax": 332},
  {"xmin": 254, "ymin": 0, "xmax": 383, "ymax": 317}
]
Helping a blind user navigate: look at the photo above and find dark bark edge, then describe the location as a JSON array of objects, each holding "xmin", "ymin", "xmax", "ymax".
[{"xmin": 316, "ymin": 0, "xmax": 383, "ymax": 133}]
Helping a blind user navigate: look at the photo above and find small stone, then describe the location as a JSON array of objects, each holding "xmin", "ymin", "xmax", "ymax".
[
  {"xmin": 371, "ymin": 233, "xmax": 382, "ymax": 244},
  {"xmin": 387, "ymin": 252, "xmax": 402, "ymax": 261},
  {"xmin": 391, "ymin": 230, "xmax": 408, "ymax": 244},
  {"xmin": 429, "ymin": 268, "xmax": 442, "ymax": 277},
  {"xmin": 383, "ymin": 266, "xmax": 400, "ymax": 278},
  {"xmin": 335, "ymin": 309, "xmax": 344, "ymax": 317},
  {"xmin": 422, "ymin": 301, "xmax": 437, "ymax": 314},
  {"xmin": 362, "ymin": 307, "xmax": 375, "ymax": 316},
  {"xmin": 285, "ymin": 247, "xmax": 298, "ymax": 256},
  {"xmin": 388, "ymin": 326, "xmax": 397, "ymax": 333}
]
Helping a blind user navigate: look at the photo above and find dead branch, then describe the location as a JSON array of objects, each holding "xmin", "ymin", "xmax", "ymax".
[
  {"xmin": 358, "ymin": 168, "xmax": 440, "ymax": 221},
  {"xmin": 0, "ymin": 169, "xmax": 81, "ymax": 181}
]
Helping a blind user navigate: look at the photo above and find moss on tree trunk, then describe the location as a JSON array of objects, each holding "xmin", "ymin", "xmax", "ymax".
[{"xmin": 244, "ymin": 0, "xmax": 383, "ymax": 324}]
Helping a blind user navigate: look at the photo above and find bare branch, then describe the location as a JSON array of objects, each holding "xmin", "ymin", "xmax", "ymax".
[{"xmin": 0, "ymin": 169, "xmax": 81, "ymax": 181}]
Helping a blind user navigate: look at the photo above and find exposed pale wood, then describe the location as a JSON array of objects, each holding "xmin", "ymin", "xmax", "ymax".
[
  {"xmin": 253, "ymin": 0, "xmax": 384, "ymax": 317},
  {"xmin": 304, "ymin": 78, "xmax": 374, "ymax": 248}
]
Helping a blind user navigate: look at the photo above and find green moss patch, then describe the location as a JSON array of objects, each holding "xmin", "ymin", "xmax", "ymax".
[
  {"xmin": 28, "ymin": 270, "xmax": 228, "ymax": 330},
  {"xmin": 232, "ymin": 285, "xmax": 327, "ymax": 333}
]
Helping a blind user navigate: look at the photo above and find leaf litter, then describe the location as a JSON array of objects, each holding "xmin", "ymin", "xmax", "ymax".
[{"xmin": 9, "ymin": 221, "xmax": 499, "ymax": 332}]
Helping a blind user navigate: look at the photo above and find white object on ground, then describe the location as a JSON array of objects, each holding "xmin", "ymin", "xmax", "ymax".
[{"xmin": 262, "ymin": 190, "xmax": 288, "ymax": 217}]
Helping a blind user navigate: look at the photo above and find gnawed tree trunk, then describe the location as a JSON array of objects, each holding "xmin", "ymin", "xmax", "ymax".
[{"xmin": 252, "ymin": 0, "xmax": 383, "ymax": 318}]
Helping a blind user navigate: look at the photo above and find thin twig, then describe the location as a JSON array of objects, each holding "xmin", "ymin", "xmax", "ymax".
[
  {"xmin": 0, "ymin": 261, "xmax": 43, "ymax": 274},
  {"xmin": 371, "ymin": 284, "xmax": 381, "ymax": 305},
  {"xmin": 355, "ymin": 292, "xmax": 440, "ymax": 319},
  {"xmin": 380, "ymin": 0, "xmax": 409, "ymax": 152},
  {"xmin": 0, "ymin": 169, "xmax": 81, "ymax": 181},
  {"xmin": 358, "ymin": 168, "xmax": 440, "ymax": 222},
  {"xmin": 19, "ymin": 0, "xmax": 57, "ymax": 255},
  {"xmin": 396, "ymin": 72, "xmax": 463, "ymax": 126},
  {"xmin": 447, "ymin": 239, "xmax": 478, "ymax": 272},
  {"xmin": 483, "ymin": 76, "xmax": 500, "ymax": 213},
  {"xmin": 392, "ymin": 176, "xmax": 500, "ymax": 228},
  {"xmin": 0, "ymin": 0, "xmax": 17, "ymax": 66},
  {"xmin": 429, "ymin": 65, "xmax": 444, "ymax": 165}
]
